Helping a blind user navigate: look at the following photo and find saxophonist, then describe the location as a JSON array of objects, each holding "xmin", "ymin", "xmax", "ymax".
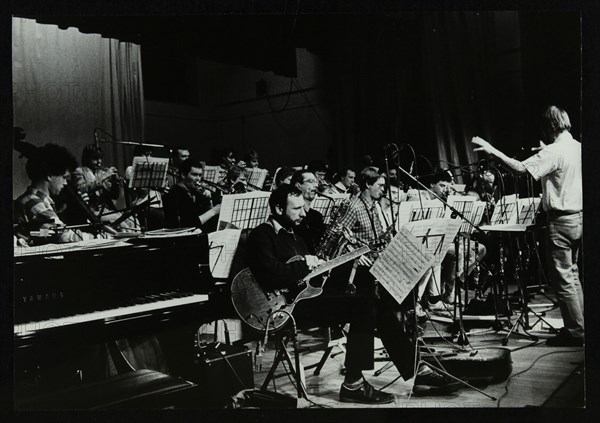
[{"xmin": 331, "ymin": 167, "xmax": 461, "ymax": 396}]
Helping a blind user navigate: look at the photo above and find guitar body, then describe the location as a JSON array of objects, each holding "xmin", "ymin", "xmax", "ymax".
[
  {"xmin": 231, "ymin": 247, "xmax": 370, "ymax": 333},
  {"xmin": 422, "ymin": 347, "xmax": 512, "ymax": 385},
  {"xmin": 230, "ymin": 268, "xmax": 293, "ymax": 332}
]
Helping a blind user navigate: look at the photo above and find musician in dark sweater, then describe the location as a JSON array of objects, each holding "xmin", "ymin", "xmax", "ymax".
[
  {"xmin": 246, "ymin": 184, "xmax": 395, "ymax": 404},
  {"xmin": 162, "ymin": 158, "xmax": 221, "ymax": 232}
]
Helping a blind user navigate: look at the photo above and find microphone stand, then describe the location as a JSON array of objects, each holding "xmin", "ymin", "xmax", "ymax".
[{"xmin": 383, "ymin": 144, "xmax": 398, "ymax": 235}]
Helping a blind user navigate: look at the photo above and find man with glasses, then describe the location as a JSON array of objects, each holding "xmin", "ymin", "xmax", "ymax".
[{"xmin": 290, "ymin": 169, "xmax": 327, "ymax": 255}]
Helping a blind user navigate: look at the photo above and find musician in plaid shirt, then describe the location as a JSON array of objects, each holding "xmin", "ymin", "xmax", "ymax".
[
  {"xmin": 14, "ymin": 143, "xmax": 94, "ymax": 244},
  {"xmin": 331, "ymin": 166, "xmax": 461, "ymax": 396}
]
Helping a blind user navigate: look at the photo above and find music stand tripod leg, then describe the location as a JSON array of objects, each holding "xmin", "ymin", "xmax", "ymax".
[{"xmin": 501, "ymin": 234, "xmax": 539, "ymax": 345}]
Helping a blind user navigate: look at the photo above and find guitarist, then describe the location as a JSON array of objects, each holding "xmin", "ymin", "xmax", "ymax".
[
  {"xmin": 332, "ymin": 167, "xmax": 461, "ymax": 396},
  {"xmin": 246, "ymin": 184, "xmax": 395, "ymax": 404}
]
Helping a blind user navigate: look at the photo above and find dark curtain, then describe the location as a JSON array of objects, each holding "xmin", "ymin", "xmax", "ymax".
[
  {"xmin": 421, "ymin": 12, "xmax": 497, "ymax": 182},
  {"xmin": 315, "ymin": 16, "xmax": 430, "ymax": 174}
]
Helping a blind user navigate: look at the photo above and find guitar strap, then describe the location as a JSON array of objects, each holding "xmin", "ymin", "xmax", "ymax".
[{"xmin": 359, "ymin": 195, "xmax": 380, "ymax": 241}]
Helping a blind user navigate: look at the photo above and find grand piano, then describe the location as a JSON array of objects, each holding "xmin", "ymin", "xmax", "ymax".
[{"xmin": 14, "ymin": 230, "xmax": 219, "ymax": 406}]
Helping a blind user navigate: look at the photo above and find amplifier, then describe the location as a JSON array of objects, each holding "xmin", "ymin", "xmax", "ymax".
[{"xmin": 190, "ymin": 343, "xmax": 254, "ymax": 408}]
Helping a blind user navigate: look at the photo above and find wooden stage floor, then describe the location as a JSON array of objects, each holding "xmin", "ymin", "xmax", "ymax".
[{"xmin": 244, "ymin": 289, "xmax": 585, "ymax": 409}]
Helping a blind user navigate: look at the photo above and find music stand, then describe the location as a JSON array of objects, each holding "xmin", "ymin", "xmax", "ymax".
[{"xmin": 217, "ymin": 191, "xmax": 271, "ymax": 230}]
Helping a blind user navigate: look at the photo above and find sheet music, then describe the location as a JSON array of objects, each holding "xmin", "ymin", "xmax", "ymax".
[
  {"xmin": 128, "ymin": 156, "xmax": 170, "ymax": 189},
  {"xmin": 445, "ymin": 195, "xmax": 486, "ymax": 233},
  {"xmin": 370, "ymin": 227, "xmax": 436, "ymax": 305},
  {"xmin": 208, "ymin": 229, "xmax": 242, "ymax": 279},
  {"xmin": 401, "ymin": 218, "xmax": 462, "ymax": 265},
  {"xmin": 489, "ymin": 194, "xmax": 518, "ymax": 225},
  {"xmin": 311, "ymin": 193, "xmax": 350, "ymax": 224},
  {"xmin": 244, "ymin": 167, "xmax": 269, "ymax": 189},
  {"xmin": 395, "ymin": 199, "xmax": 446, "ymax": 228},
  {"xmin": 479, "ymin": 196, "xmax": 541, "ymax": 232},
  {"xmin": 217, "ymin": 191, "xmax": 271, "ymax": 230},
  {"xmin": 14, "ymin": 238, "xmax": 132, "ymax": 257},
  {"xmin": 203, "ymin": 165, "xmax": 226, "ymax": 184},
  {"xmin": 516, "ymin": 197, "xmax": 541, "ymax": 225}
]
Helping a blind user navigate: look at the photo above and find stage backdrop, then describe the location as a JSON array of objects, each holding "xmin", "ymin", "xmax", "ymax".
[{"xmin": 12, "ymin": 17, "xmax": 144, "ymax": 201}]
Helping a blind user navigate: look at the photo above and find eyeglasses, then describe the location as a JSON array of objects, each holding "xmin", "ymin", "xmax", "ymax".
[{"xmin": 302, "ymin": 179, "xmax": 318, "ymax": 184}]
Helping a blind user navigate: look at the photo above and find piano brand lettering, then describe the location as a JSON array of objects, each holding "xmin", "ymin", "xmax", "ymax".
[{"xmin": 22, "ymin": 291, "xmax": 64, "ymax": 303}]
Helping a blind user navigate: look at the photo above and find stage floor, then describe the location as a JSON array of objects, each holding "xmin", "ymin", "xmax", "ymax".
[{"xmin": 246, "ymin": 288, "xmax": 585, "ymax": 409}]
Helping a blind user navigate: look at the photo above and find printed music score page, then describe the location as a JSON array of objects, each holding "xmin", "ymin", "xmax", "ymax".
[
  {"xmin": 217, "ymin": 191, "xmax": 271, "ymax": 230},
  {"xmin": 208, "ymin": 229, "xmax": 242, "ymax": 279},
  {"xmin": 401, "ymin": 218, "xmax": 462, "ymax": 265},
  {"xmin": 244, "ymin": 167, "xmax": 269, "ymax": 189},
  {"xmin": 370, "ymin": 227, "xmax": 435, "ymax": 305},
  {"xmin": 128, "ymin": 156, "xmax": 169, "ymax": 189}
]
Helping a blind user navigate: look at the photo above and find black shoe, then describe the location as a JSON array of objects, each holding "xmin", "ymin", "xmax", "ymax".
[
  {"xmin": 546, "ymin": 328, "xmax": 584, "ymax": 347},
  {"xmin": 340, "ymin": 380, "xmax": 395, "ymax": 404},
  {"xmin": 413, "ymin": 369, "xmax": 462, "ymax": 396}
]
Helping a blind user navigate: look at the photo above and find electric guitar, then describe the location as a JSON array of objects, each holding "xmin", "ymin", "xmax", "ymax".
[{"xmin": 230, "ymin": 245, "xmax": 370, "ymax": 332}]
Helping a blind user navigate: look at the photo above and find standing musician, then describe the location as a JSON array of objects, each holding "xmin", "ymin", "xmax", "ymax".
[
  {"xmin": 246, "ymin": 184, "xmax": 396, "ymax": 403},
  {"xmin": 14, "ymin": 143, "xmax": 98, "ymax": 244},
  {"xmin": 290, "ymin": 169, "xmax": 327, "ymax": 255},
  {"xmin": 472, "ymin": 105, "xmax": 583, "ymax": 347},
  {"xmin": 162, "ymin": 158, "xmax": 221, "ymax": 231},
  {"xmin": 331, "ymin": 166, "xmax": 460, "ymax": 396}
]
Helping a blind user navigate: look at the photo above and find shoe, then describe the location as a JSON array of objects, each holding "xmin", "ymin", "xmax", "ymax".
[
  {"xmin": 546, "ymin": 328, "xmax": 584, "ymax": 347},
  {"xmin": 427, "ymin": 300, "xmax": 452, "ymax": 312},
  {"xmin": 413, "ymin": 369, "xmax": 462, "ymax": 396},
  {"xmin": 339, "ymin": 380, "xmax": 395, "ymax": 404}
]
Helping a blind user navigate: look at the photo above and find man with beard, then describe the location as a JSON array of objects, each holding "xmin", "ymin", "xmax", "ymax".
[{"xmin": 246, "ymin": 184, "xmax": 397, "ymax": 403}]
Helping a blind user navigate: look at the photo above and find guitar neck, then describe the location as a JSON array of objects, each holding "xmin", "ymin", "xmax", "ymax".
[{"xmin": 303, "ymin": 245, "xmax": 370, "ymax": 281}]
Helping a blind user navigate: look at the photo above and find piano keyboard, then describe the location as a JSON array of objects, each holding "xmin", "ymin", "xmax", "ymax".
[{"xmin": 15, "ymin": 293, "xmax": 209, "ymax": 336}]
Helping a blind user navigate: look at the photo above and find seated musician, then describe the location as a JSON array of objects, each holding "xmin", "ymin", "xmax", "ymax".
[
  {"xmin": 290, "ymin": 170, "xmax": 327, "ymax": 255},
  {"xmin": 162, "ymin": 158, "xmax": 221, "ymax": 231},
  {"xmin": 165, "ymin": 148, "xmax": 190, "ymax": 189},
  {"xmin": 247, "ymin": 184, "xmax": 397, "ymax": 403},
  {"xmin": 244, "ymin": 149, "xmax": 260, "ymax": 169},
  {"xmin": 409, "ymin": 169, "xmax": 486, "ymax": 313},
  {"xmin": 329, "ymin": 167, "xmax": 356, "ymax": 194},
  {"xmin": 273, "ymin": 166, "xmax": 295, "ymax": 188},
  {"xmin": 466, "ymin": 168, "xmax": 499, "ymax": 224},
  {"xmin": 14, "ymin": 143, "xmax": 97, "ymax": 244},
  {"xmin": 72, "ymin": 144, "xmax": 121, "ymax": 217},
  {"xmin": 330, "ymin": 167, "xmax": 460, "ymax": 396},
  {"xmin": 221, "ymin": 165, "xmax": 249, "ymax": 194}
]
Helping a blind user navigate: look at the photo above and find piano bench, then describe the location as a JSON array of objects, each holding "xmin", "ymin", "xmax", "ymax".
[{"xmin": 16, "ymin": 369, "xmax": 197, "ymax": 410}]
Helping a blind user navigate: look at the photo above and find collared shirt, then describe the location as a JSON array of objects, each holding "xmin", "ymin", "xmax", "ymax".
[
  {"xmin": 335, "ymin": 194, "xmax": 384, "ymax": 244},
  {"xmin": 14, "ymin": 186, "xmax": 85, "ymax": 243},
  {"xmin": 522, "ymin": 131, "xmax": 582, "ymax": 212},
  {"xmin": 267, "ymin": 216, "xmax": 296, "ymax": 238},
  {"xmin": 333, "ymin": 181, "xmax": 348, "ymax": 194}
]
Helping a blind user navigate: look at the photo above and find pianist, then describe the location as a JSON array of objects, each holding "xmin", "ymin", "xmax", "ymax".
[{"xmin": 14, "ymin": 143, "xmax": 96, "ymax": 244}]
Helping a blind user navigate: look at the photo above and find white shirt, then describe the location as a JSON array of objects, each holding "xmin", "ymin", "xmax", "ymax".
[{"xmin": 522, "ymin": 131, "xmax": 582, "ymax": 212}]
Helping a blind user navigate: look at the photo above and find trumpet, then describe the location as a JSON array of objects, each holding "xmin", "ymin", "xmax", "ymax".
[{"xmin": 195, "ymin": 179, "xmax": 230, "ymax": 193}]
